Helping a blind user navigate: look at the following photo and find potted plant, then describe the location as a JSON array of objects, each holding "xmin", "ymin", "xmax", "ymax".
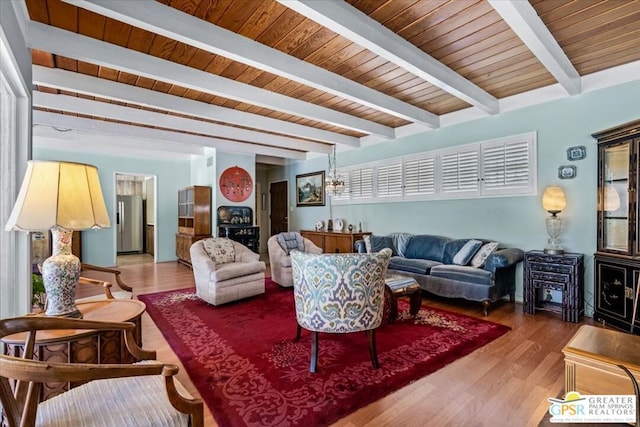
[{"xmin": 32, "ymin": 273, "xmax": 46, "ymax": 312}]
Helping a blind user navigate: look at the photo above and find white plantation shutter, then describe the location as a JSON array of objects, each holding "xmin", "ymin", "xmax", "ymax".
[
  {"xmin": 376, "ymin": 161, "xmax": 403, "ymax": 198},
  {"xmin": 481, "ymin": 138, "xmax": 533, "ymax": 195},
  {"xmin": 349, "ymin": 167, "xmax": 373, "ymax": 199},
  {"xmin": 441, "ymin": 148, "xmax": 479, "ymax": 195},
  {"xmin": 404, "ymin": 155, "xmax": 436, "ymax": 197},
  {"xmin": 328, "ymin": 132, "xmax": 535, "ymax": 204}
]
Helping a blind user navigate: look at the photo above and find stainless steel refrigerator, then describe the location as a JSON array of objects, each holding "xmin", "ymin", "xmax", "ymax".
[{"xmin": 117, "ymin": 195, "xmax": 143, "ymax": 254}]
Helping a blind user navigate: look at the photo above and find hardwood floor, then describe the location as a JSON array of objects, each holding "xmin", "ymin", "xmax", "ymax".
[
  {"xmin": 116, "ymin": 253, "xmax": 154, "ymax": 266},
  {"xmin": 80, "ymin": 261, "xmax": 595, "ymax": 427}
]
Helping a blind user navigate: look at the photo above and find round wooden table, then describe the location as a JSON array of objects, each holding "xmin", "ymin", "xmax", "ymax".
[{"xmin": 2, "ymin": 299, "xmax": 146, "ymax": 401}]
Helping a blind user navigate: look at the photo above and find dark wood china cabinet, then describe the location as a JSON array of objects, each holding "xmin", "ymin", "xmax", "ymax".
[{"xmin": 594, "ymin": 119, "xmax": 640, "ymax": 334}]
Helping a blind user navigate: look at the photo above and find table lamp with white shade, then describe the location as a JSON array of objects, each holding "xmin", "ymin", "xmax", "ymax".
[
  {"xmin": 4, "ymin": 161, "xmax": 110, "ymax": 318},
  {"xmin": 542, "ymin": 185, "xmax": 567, "ymax": 255}
]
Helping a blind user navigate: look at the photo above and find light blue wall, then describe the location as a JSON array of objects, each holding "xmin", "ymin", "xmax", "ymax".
[
  {"xmin": 190, "ymin": 151, "xmax": 257, "ymax": 232},
  {"xmin": 285, "ymin": 80, "xmax": 640, "ymax": 315},
  {"xmin": 190, "ymin": 152, "xmax": 212, "ymax": 186},
  {"xmin": 33, "ymin": 148, "xmax": 191, "ymax": 265}
]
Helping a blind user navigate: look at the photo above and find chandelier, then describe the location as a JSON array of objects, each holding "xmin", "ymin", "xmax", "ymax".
[{"xmin": 325, "ymin": 145, "xmax": 345, "ymax": 196}]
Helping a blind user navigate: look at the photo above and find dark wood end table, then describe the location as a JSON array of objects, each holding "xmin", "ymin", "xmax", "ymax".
[{"xmin": 384, "ymin": 275, "xmax": 422, "ymax": 323}]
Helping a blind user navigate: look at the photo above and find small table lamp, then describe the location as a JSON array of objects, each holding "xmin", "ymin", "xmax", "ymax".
[
  {"xmin": 4, "ymin": 161, "xmax": 110, "ymax": 317},
  {"xmin": 542, "ymin": 185, "xmax": 567, "ymax": 255}
]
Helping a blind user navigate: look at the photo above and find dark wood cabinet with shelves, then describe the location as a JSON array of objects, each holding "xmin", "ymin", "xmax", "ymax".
[
  {"xmin": 176, "ymin": 186, "xmax": 211, "ymax": 266},
  {"xmin": 523, "ymin": 251, "xmax": 584, "ymax": 323},
  {"xmin": 218, "ymin": 226, "xmax": 259, "ymax": 253},
  {"xmin": 217, "ymin": 206, "xmax": 258, "ymax": 253},
  {"xmin": 594, "ymin": 119, "xmax": 640, "ymax": 334},
  {"xmin": 594, "ymin": 255, "xmax": 640, "ymax": 333},
  {"xmin": 300, "ymin": 230, "xmax": 371, "ymax": 253}
]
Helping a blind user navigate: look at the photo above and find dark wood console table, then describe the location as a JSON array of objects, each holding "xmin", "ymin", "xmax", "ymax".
[
  {"xmin": 2, "ymin": 299, "xmax": 146, "ymax": 401},
  {"xmin": 300, "ymin": 230, "xmax": 371, "ymax": 253}
]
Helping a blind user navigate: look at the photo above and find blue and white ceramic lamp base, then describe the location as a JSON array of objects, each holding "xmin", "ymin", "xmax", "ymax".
[{"xmin": 41, "ymin": 227, "xmax": 82, "ymax": 318}]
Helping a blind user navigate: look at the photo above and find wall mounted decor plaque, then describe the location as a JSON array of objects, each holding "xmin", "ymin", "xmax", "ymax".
[
  {"xmin": 567, "ymin": 146, "xmax": 586, "ymax": 161},
  {"xmin": 558, "ymin": 165, "xmax": 577, "ymax": 179}
]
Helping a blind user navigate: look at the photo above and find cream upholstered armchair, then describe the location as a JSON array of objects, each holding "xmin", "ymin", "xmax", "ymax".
[
  {"xmin": 290, "ymin": 248, "xmax": 392, "ymax": 373},
  {"xmin": 190, "ymin": 237, "xmax": 266, "ymax": 306},
  {"xmin": 0, "ymin": 316, "xmax": 203, "ymax": 427},
  {"xmin": 267, "ymin": 232, "xmax": 322, "ymax": 287}
]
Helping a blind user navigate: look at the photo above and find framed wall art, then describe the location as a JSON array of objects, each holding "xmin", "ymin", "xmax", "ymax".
[{"xmin": 296, "ymin": 171, "xmax": 325, "ymax": 207}]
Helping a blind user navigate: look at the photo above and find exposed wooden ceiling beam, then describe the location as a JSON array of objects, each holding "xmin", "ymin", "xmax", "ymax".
[
  {"xmin": 33, "ymin": 92, "xmax": 333, "ymax": 154},
  {"xmin": 488, "ymin": 0, "xmax": 581, "ymax": 96},
  {"xmin": 278, "ymin": 0, "xmax": 498, "ymax": 115},
  {"xmin": 33, "ymin": 111, "xmax": 308, "ymax": 159},
  {"xmin": 65, "ymin": 0, "xmax": 439, "ymax": 129},
  {"xmin": 33, "ymin": 125, "xmax": 203, "ymax": 160},
  {"xmin": 33, "ymin": 66, "xmax": 359, "ymax": 148},
  {"xmin": 255, "ymin": 155, "xmax": 288, "ymax": 166},
  {"xmin": 28, "ymin": 21, "xmax": 394, "ymax": 138}
]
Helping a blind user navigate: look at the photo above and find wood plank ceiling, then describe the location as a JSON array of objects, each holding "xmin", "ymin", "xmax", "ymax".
[{"xmin": 24, "ymin": 0, "xmax": 640, "ymax": 162}]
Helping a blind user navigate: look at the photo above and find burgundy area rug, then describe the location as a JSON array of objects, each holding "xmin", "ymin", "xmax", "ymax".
[{"xmin": 138, "ymin": 279, "xmax": 510, "ymax": 427}]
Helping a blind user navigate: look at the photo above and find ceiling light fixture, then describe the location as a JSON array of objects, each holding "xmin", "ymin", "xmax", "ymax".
[{"xmin": 325, "ymin": 145, "xmax": 345, "ymax": 197}]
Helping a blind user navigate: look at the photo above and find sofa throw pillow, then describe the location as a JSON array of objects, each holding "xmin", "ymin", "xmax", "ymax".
[
  {"xmin": 363, "ymin": 235, "xmax": 372, "ymax": 253},
  {"xmin": 370, "ymin": 235, "xmax": 396, "ymax": 256},
  {"xmin": 470, "ymin": 241, "xmax": 499, "ymax": 268},
  {"xmin": 392, "ymin": 233, "xmax": 413, "ymax": 257},
  {"xmin": 452, "ymin": 239, "xmax": 483, "ymax": 265},
  {"xmin": 203, "ymin": 238, "xmax": 235, "ymax": 264},
  {"xmin": 276, "ymin": 232, "xmax": 304, "ymax": 255}
]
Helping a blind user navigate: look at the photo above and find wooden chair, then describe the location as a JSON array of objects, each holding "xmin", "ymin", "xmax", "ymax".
[
  {"xmin": 35, "ymin": 262, "xmax": 133, "ymax": 304},
  {"xmin": 75, "ymin": 263, "xmax": 134, "ymax": 302},
  {"xmin": 0, "ymin": 316, "xmax": 203, "ymax": 427}
]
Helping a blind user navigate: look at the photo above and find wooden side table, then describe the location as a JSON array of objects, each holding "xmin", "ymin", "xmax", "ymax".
[
  {"xmin": 2, "ymin": 299, "xmax": 146, "ymax": 401},
  {"xmin": 523, "ymin": 250, "xmax": 584, "ymax": 322},
  {"xmin": 563, "ymin": 325, "xmax": 640, "ymax": 396},
  {"xmin": 384, "ymin": 275, "xmax": 422, "ymax": 323}
]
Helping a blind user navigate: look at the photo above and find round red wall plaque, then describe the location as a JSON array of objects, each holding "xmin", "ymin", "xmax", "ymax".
[{"xmin": 219, "ymin": 166, "xmax": 253, "ymax": 202}]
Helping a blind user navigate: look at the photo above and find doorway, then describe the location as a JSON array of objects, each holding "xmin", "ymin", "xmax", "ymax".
[
  {"xmin": 114, "ymin": 174, "xmax": 156, "ymax": 266},
  {"xmin": 270, "ymin": 180, "xmax": 288, "ymax": 235}
]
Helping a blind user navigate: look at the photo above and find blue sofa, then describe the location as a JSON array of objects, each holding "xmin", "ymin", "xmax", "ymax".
[{"xmin": 355, "ymin": 233, "xmax": 524, "ymax": 315}]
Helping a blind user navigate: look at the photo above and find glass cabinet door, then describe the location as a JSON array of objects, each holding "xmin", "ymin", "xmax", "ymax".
[{"xmin": 600, "ymin": 142, "xmax": 630, "ymax": 253}]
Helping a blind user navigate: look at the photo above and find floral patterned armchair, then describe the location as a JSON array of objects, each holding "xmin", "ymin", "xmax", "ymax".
[{"xmin": 290, "ymin": 248, "xmax": 392, "ymax": 373}]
